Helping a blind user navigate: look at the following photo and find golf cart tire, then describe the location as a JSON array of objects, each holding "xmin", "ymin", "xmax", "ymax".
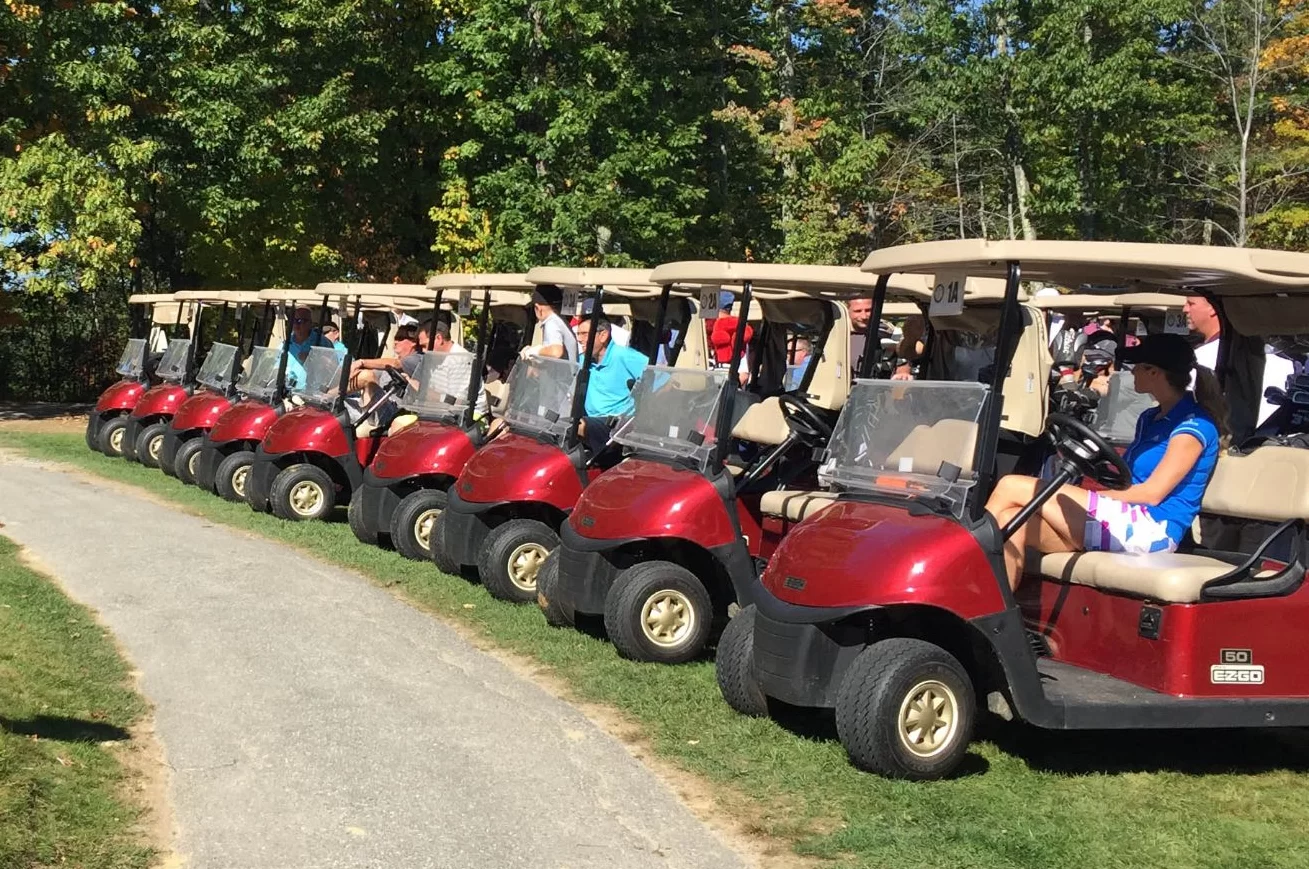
[
  {"xmin": 84, "ymin": 417, "xmax": 98, "ymax": 451},
  {"xmin": 478, "ymin": 518, "xmax": 559, "ymax": 604},
  {"xmin": 270, "ymin": 463, "xmax": 336, "ymax": 522},
  {"xmin": 390, "ymin": 489, "xmax": 448, "ymax": 561},
  {"xmin": 604, "ymin": 561, "xmax": 713, "ymax": 665},
  {"xmin": 215, "ymin": 450, "xmax": 255, "ymax": 503},
  {"xmin": 429, "ymin": 510, "xmax": 461, "ymax": 576},
  {"xmin": 98, "ymin": 417, "xmax": 129, "ymax": 458},
  {"xmin": 173, "ymin": 437, "xmax": 204, "ymax": 485},
  {"xmin": 535, "ymin": 550, "xmax": 574, "ymax": 628},
  {"xmin": 715, "ymin": 605, "xmax": 768, "ymax": 716},
  {"xmin": 834, "ymin": 638, "xmax": 975, "ymax": 781},
  {"xmin": 135, "ymin": 422, "xmax": 170, "ymax": 469},
  {"xmin": 348, "ymin": 488, "xmax": 378, "ymax": 546}
]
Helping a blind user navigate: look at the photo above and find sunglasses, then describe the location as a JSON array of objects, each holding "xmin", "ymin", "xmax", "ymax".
[{"xmin": 293, "ymin": 317, "xmax": 310, "ymax": 324}]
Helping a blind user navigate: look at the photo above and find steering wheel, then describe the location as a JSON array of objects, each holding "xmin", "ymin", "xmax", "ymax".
[
  {"xmin": 778, "ymin": 394, "xmax": 833, "ymax": 444},
  {"xmin": 1045, "ymin": 412, "xmax": 1131, "ymax": 490}
]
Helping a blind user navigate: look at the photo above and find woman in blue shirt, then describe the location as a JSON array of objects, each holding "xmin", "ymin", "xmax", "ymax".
[{"xmin": 984, "ymin": 333, "xmax": 1229, "ymax": 591}]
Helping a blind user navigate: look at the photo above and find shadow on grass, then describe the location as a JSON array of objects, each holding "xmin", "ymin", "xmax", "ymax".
[
  {"xmin": 981, "ymin": 715, "xmax": 1309, "ymax": 776},
  {"xmin": 1, "ymin": 715, "xmax": 131, "ymax": 743}
]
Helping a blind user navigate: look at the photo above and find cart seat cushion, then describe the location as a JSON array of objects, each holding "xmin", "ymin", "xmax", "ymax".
[
  {"xmin": 886, "ymin": 419, "xmax": 979, "ymax": 477},
  {"xmin": 731, "ymin": 397, "xmax": 790, "ymax": 446},
  {"xmin": 484, "ymin": 379, "xmax": 509, "ymax": 413},
  {"xmin": 1201, "ymin": 446, "xmax": 1309, "ymax": 522},
  {"xmin": 760, "ymin": 489, "xmax": 836, "ymax": 522},
  {"xmin": 1036, "ymin": 550, "xmax": 1236, "ymax": 603}
]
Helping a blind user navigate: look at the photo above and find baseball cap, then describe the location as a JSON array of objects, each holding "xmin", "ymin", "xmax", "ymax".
[
  {"xmin": 1118, "ymin": 332, "xmax": 1195, "ymax": 376},
  {"xmin": 531, "ymin": 284, "xmax": 563, "ymax": 308}
]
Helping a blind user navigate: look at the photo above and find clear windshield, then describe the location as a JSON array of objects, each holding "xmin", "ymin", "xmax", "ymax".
[
  {"xmin": 115, "ymin": 338, "xmax": 147, "ymax": 377},
  {"xmin": 197, "ymin": 343, "xmax": 239, "ymax": 392},
  {"xmin": 616, "ymin": 366, "xmax": 728, "ymax": 472},
  {"xmin": 239, "ymin": 346, "xmax": 283, "ymax": 400},
  {"xmin": 155, "ymin": 338, "xmax": 192, "ymax": 382},
  {"xmin": 295, "ymin": 345, "xmax": 345, "ymax": 403},
  {"xmin": 1092, "ymin": 370, "xmax": 1154, "ymax": 445},
  {"xmin": 822, "ymin": 379, "xmax": 989, "ymax": 518},
  {"xmin": 404, "ymin": 350, "xmax": 477, "ymax": 422},
  {"xmin": 502, "ymin": 355, "xmax": 580, "ymax": 440}
]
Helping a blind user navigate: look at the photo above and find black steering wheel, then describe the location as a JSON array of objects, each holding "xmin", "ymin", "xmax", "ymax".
[
  {"xmin": 1046, "ymin": 412, "xmax": 1131, "ymax": 490},
  {"xmin": 778, "ymin": 393, "xmax": 833, "ymax": 444}
]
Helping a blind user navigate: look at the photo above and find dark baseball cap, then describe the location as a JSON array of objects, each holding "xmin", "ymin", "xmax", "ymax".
[
  {"xmin": 531, "ymin": 284, "xmax": 563, "ymax": 308},
  {"xmin": 1119, "ymin": 332, "xmax": 1196, "ymax": 376}
]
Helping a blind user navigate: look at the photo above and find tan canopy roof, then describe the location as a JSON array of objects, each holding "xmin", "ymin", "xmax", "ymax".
[
  {"xmin": 525, "ymin": 267, "xmax": 659, "ymax": 297},
  {"xmin": 127, "ymin": 293, "xmax": 180, "ymax": 306},
  {"xmin": 861, "ymin": 239, "xmax": 1309, "ymax": 296},
  {"xmin": 172, "ymin": 290, "xmax": 266, "ymax": 304},
  {"xmin": 647, "ymin": 261, "xmax": 945, "ymax": 303},
  {"xmin": 427, "ymin": 272, "xmax": 533, "ymax": 291}
]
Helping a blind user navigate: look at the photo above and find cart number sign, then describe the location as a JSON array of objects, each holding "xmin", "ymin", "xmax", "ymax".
[
  {"xmin": 1210, "ymin": 648, "xmax": 1265, "ymax": 684},
  {"xmin": 561, "ymin": 289, "xmax": 580, "ymax": 317},
  {"xmin": 929, "ymin": 273, "xmax": 966, "ymax": 317},
  {"xmin": 699, "ymin": 287, "xmax": 721, "ymax": 319},
  {"xmin": 1163, "ymin": 310, "xmax": 1189, "ymax": 335},
  {"xmin": 457, "ymin": 290, "xmax": 473, "ymax": 316}
]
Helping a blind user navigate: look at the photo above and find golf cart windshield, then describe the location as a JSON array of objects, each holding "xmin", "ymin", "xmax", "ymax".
[
  {"xmin": 822, "ymin": 379, "xmax": 989, "ymax": 518},
  {"xmin": 404, "ymin": 350, "xmax": 477, "ymax": 422},
  {"xmin": 502, "ymin": 355, "xmax": 579, "ymax": 440},
  {"xmin": 115, "ymin": 338, "xmax": 147, "ymax": 377},
  {"xmin": 239, "ymin": 346, "xmax": 282, "ymax": 400},
  {"xmin": 1091, "ymin": 370, "xmax": 1154, "ymax": 444},
  {"xmin": 616, "ymin": 366, "xmax": 729, "ymax": 472},
  {"xmin": 294, "ymin": 345, "xmax": 345, "ymax": 404},
  {"xmin": 197, "ymin": 343, "xmax": 239, "ymax": 392},
  {"xmin": 155, "ymin": 338, "xmax": 192, "ymax": 382}
]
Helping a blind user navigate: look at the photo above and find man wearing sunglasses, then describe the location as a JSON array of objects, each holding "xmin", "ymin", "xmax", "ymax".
[{"xmin": 288, "ymin": 307, "xmax": 337, "ymax": 363}]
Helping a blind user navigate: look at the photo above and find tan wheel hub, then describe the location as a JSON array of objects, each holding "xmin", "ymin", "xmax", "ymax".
[
  {"xmin": 148, "ymin": 436, "xmax": 162, "ymax": 460},
  {"xmin": 188, "ymin": 452, "xmax": 200, "ymax": 476},
  {"xmin": 897, "ymin": 679, "xmax": 958, "ymax": 758},
  {"xmin": 231, "ymin": 465, "xmax": 249, "ymax": 497},
  {"xmin": 640, "ymin": 589, "xmax": 695, "ymax": 648},
  {"xmin": 413, "ymin": 508, "xmax": 442, "ymax": 552},
  {"xmin": 109, "ymin": 428, "xmax": 124, "ymax": 453},
  {"xmin": 506, "ymin": 542, "xmax": 548, "ymax": 591},
  {"xmin": 289, "ymin": 480, "xmax": 325, "ymax": 517}
]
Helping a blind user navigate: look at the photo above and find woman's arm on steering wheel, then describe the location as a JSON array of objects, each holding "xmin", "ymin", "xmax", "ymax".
[{"xmin": 1114, "ymin": 433, "xmax": 1204, "ymax": 507}]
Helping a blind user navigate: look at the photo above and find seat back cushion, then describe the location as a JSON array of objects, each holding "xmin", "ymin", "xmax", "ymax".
[
  {"xmin": 731, "ymin": 396, "xmax": 790, "ymax": 446},
  {"xmin": 1202, "ymin": 446, "xmax": 1309, "ymax": 522},
  {"xmin": 886, "ymin": 419, "xmax": 979, "ymax": 477}
]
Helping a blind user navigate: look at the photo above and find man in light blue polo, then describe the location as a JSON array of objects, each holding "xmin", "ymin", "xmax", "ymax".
[{"xmin": 576, "ymin": 316, "xmax": 648, "ymax": 458}]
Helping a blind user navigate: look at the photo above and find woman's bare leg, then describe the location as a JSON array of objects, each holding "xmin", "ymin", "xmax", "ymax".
[{"xmin": 985, "ymin": 476, "xmax": 1093, "ymax": 590}]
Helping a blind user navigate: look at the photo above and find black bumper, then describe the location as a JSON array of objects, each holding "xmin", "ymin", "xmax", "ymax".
[
  {"xmin": 355, "ymin": 475, "xmax": 404, "ymax": 539},
  {"xmin": 194, "ymin": 440, "xmax": 220, "ymax": 492},
  {"xmin": 556, "ymin": 522, "xmax": 634, "ymax": 616},
  {"xmin": 440, "ymin": 487, "xmax": 500, "ymax": 568},
  {"xmin": 121, "ymin": 417, "xmax": 144, "ymax": 461},
  {"xmin": 247, "ymin": 451, "xmax": 281, "ymax": 510},
  {"xmin": 158, "ymin": 429, "xmax": 181, "ymax": 476},
  {"xmin": 750, "ymin": 586, "xmax": 874, "ymax": 709}
]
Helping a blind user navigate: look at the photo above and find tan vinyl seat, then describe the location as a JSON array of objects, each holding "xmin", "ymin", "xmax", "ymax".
[
  {"xmin": 760, "ymin": 489, "xmax": 837, "ymax": 522},
  {"xmin": 886, "ymin": 419, "xmax": 979, "ymax": 477},
  {"xmin": 484, "ymin": 379, "xmax": 509, "ymax": 414},
  {"xmin": 1037, "ymin": 446, "xmax": 1309, "ymax": 602},
  {"xmin": 731, "ymin": 397, "xmax": 791, "ymax": 446}
]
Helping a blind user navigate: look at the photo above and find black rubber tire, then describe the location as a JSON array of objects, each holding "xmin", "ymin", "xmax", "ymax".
[
  {"xmin": 715, "ymin": 605, "xmax": 768, "ymax": 716},
  {"xmin": 535, "ymin": 550, "xmax": 574, "ymax": 628},
  {"xmin": 478, "ymin": 519, "xmax": 559, "ymax": 603},
  {"xmin": 429, "ymin": 510, "xmax": 461, "ymax": 575},
  {"xmin": 269, "ymin": 463, "xmax": 337, "ymax": 522},
  {"xmin": 390, "ymin": 489, "xmax": 448, "ymax": 561},
  {"xmin": 98, "ymin": 417, "xmax": 130, "ymax": 458},
  {"xmin": 834, "ymin": 638, "xmax": 976, "ymax": 781},
  {"xmin": 215, "ymin": 450, "xmax": 255, "ymax": 503},
  {"xmin": 134, "ymin": 422, "xmax": 170, "ymax": 469},
  {"xmin": 603, "ymin": 561, "xmax": 713, "ymax": 664},
  {"xmin": 348, "ymin": 488, "xmax": 378, "ymax": 545},
  {"xmin": 173, "ymin": 437, "xmax": 205, "ymax": 485},
  {"xmin": 85, "ymin": 417, "xmax": 98, "ymax": 452}
]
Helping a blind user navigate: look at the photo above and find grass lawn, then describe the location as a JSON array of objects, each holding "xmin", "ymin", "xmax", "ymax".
[
  {"xmin": 6, "ymin": 430, "xmax": 1309, "ymax": 868},
  {"xmin": 0, "ymin": 531, "xmax": 153, "ymax": 869}
]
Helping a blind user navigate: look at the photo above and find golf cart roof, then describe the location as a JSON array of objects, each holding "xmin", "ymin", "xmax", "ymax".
[
  {"xmin": 1112, "ymin": 292, "xmax": 1183, "ymax": 311},
  {"xmin": 525, "ymin": 267, "xmax": 660, "ymax": 297},
  {"xmin": 256, "ymin": 288, "xmax": 326, "ymax": 303},
  {"xmin": 427, "ymin": 272, "xmax": 534, "ymax": 291},
  {"xmin": 127, "ymin": 293, "xmax": 181, "ymax": 305},
  {"xmin": 648, "ymin": 261, "xmax": 935, "ymax": 301},
  {"xmin": 171, "ymin": 289, "xmax": 265, "ymax": 305},
  {"xmin": 861, "ymin": 239, "xmax": 1309, "ymax": 295},
  {"xmin": 1028, "ymin": 293, "xmax": 1121, "ymax": 312}
]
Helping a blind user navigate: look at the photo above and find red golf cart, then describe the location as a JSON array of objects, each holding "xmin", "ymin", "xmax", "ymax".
[
  {"xmin": 244, "ymin": 283, "xmax": 451, "ymax": 521},
  {"xmin": 430, "ymin": 267, "xmax": 704, "ymax": 603},
  {"xmin": 120, "ymin": 294, "xmax": 210, "ymax": 467},
  {"xmin": 86, "ymin": 293, "xmax": 184, "ymax": 457},
  {"xmin": 549, "ymin": 263, "xmax": 928, "ymax": 664},
  {"xmin": 348, "ymin": 274, "xmax": 534, "ymax": 559},
  {"xmin": 159, "ymin": 291, "xmax": 271, "ymax": 483},
  {"xmin": 716, "ymin": 239, "xmax": 1309, "ymax": 780}
]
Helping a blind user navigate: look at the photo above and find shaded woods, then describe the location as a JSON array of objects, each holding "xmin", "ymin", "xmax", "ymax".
[{"xmin": 1, "ymin": 0, "xmax": 1306, "ymax": 397}]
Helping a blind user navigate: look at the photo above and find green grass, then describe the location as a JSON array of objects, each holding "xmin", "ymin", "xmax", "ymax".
[
  {"xmin": 0, "ymin": 531, "xmax": 153, "ymax": 869},
  {"xmin": 7, "ymin": 431, "xmax": 1309, "ymax": 868}
]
